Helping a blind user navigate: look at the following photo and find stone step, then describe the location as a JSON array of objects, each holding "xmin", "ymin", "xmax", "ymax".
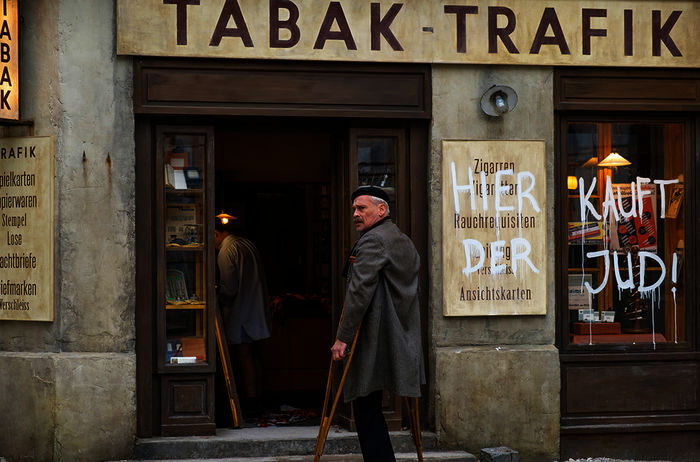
[
  {"xmin": 129, "ymin": 426, "xmax": 475, "ymax": 461},
  {"xmin": 115, "ymin": 453, "xmax": 474, "ymax": 461}
]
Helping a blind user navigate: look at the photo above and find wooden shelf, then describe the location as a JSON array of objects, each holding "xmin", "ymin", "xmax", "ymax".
[
  {"xmin": 166, "ymin": 244, "xmax": 204, "ymax": 251},
  {"xmin": 166, "ymin": 302, "xmax": 206, "ymax": 310},
  {"xmin": 165, "ymin": 188, "xmax": 203, "ymax": 195}
]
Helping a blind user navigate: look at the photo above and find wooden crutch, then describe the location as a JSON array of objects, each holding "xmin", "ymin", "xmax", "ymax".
[
  {"xmin": 313, "ymin": 317, "xmax": 362, "ymax": 462},
  {"xmin": 403, "ymin": 396, "xmax": 424, "ymax": 462},
  {"xmin": 215, "ymin": 305, "xmax": 242, "ymax": 429}
]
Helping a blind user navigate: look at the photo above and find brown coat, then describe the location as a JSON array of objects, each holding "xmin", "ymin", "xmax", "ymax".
[{"xmin": 338, "ymin": 218, "xmax": 424, "ymax": 402}]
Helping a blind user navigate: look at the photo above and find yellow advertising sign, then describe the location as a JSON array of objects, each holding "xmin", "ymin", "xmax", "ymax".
[
  {"xmin": 117, "ymin": 0, "xmax": 700, "ymax": 68},
  {"xmin": 0, "ymin": 0, "xmax": 18, "ymax": 120},
  {"xmin": 0, "ymin": 137, "xmax": 54, "ymax": 321},
  {"xmin": 442, "ymin": 140, "xmax": 547, "ymax": 316}
]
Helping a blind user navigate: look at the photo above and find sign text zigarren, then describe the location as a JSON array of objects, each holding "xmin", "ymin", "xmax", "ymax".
[{"xmin": 162, "ymin": 0, "xmax": 684, "ymax": 57}]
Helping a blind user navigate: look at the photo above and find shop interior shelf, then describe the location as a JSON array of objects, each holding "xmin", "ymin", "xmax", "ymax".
[
  {"xmin": 165, "ymin": 244, "xmax": 205, "ymax": 251},
  {"xmin": 165, "ymin": 303, "xmax": 206, "ymax": 310}
]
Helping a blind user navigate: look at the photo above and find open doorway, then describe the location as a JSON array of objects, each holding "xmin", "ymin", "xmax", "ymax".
[
  {"xmin": 134, "ymin": 60, "xmax": 430, "ymax": 438},
  {"xmin": 214, "ymin": 118, "xmax": 338, "ymax": 427}
]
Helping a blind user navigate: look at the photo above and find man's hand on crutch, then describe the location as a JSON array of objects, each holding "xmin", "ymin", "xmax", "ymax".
[{"xmin": 330, "ymin": 339, "xmax": 348, "ymax": 361}]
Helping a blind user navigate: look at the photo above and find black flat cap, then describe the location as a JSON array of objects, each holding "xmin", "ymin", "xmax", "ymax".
[{"xmin": 351, "ymin": 185, "xmax": 390, "ymax": 203}]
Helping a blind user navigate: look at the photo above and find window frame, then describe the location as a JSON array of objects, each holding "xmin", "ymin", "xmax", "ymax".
[{"xmin": 556, "ymin": 113, "xmax": 696, "ymax": 353}]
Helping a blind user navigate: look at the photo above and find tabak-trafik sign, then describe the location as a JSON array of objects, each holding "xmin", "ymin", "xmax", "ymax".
[
  {"xmin": 117, "ymin": 0, "xmax": 699, "ymax": 68},
  {"xmin": 442, "ymin": 140, "xmax": 546, "ymax": 316},
  {"xmin": 0, "ymin": 137, "xmax": 54, "ymax": 321}
]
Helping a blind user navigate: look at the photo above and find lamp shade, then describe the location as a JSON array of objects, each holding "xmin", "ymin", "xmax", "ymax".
[
  {"xmin": 567, "ymin": 176, "xmax": 578, "ymax": 190},
  {"xmin": 598, "ymin": 152, "xmax": 631, "ymax": 167},
  {"xmin": 216, "ymin": 211, "xmax": 237, "ymax": 225},
  {"xmin": 582, "ymin": 156, "xmax": 598, "ymax": 168}
]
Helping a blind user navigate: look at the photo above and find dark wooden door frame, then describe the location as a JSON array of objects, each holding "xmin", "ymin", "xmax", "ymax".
[
  {"xmin": 135, "ymin": 59, "xmax": 431, "ymax": 437},
  {"xmin": 133, "ymin": 58, "xmax": 431, "ymax": 119}
]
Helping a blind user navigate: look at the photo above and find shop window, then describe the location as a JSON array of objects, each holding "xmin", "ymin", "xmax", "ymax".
[
  {"xmin": 156, "ymin": 127, "xmax": 216, "ymax": 373},
  {"xmin": 564, "ymin": 121, "xmax": 686, "ymax": 348}
]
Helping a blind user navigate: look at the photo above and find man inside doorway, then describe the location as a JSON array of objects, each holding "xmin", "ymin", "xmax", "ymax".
[
  {"xmin": 330, "ymin": 185, "xmax": 424, "ymax": 461},
  {"xmin": 215, "ymin": 216, "xmax": 270, "ymax": 417}
]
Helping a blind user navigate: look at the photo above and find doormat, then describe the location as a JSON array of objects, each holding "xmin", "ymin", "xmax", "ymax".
[{"xmin": 255, "ymin": 404, "xmax": 320, "ymax": 427}]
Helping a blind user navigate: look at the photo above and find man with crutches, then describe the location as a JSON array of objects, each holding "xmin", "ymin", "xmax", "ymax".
[{"xmin": 326, "ymin": 185, "xmax": 425, "ymax": 462}]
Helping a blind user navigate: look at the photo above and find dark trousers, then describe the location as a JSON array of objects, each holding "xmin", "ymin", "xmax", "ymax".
[{"xmin": 353, "ymin": 390, "xmax": 396, "ymax": 462}]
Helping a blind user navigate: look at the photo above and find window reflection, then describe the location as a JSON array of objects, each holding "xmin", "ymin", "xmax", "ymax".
[
  {"xmin": 566, "ymin": 122, "xmax": 685, "ymax": 347},
  {"xmin": 357, "ymin": 137, "xmax": 397, "ymax": 221}
]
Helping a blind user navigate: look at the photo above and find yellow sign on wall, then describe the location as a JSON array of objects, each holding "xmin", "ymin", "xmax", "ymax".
[
  {"xmin": 442, "ymin": 140, "xmax": 547, "ymax": 316},
  {"xmin": 0, "ymin": 0, "xmax": 17, "ymax": 120},
  {"xmin": 117, "ymin": 0, "xmax": 700, "ymax": 68},
  {"xmin": 0, "ymin": 137, "xmax": 54, "ymax": 321}
]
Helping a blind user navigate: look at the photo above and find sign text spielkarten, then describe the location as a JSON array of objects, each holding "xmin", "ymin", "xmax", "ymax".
[{"xmin": 0, "ymin": 137, "xmax": 54, "ymax": 321}]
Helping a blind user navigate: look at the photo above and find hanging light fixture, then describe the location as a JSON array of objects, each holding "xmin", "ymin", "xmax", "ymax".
[
  {"xmin": 598, "ymin": 151, "xmax": 631, "ymax": 167},
  {"xmin": 567, "ymin": 176, "xmax": 578, "ymax": 190},
  {"xmin": 216, "ymin": 211, "xmax": 236, "ymax": 225}
]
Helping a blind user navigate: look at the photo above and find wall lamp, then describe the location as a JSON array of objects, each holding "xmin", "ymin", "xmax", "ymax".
[{"xmin": 481, "ymin": 85, "xmax": 518, "ymax": 117}]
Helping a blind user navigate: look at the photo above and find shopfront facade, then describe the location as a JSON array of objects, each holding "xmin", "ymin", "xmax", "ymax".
[{"xmin": 0, "ymin": 1, "xmax": 699, "ymax": 461}]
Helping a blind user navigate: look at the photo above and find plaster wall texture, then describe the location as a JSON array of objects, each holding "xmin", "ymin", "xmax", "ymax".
[
  {"xmin": 429, "ymin": 65, "xmax": 559, "ymax": 460},
  {"xmin": 0, "ymin": 352, "xmax": 136, "ymax": 462},
  {"xmin": 435, "ymin": 346, "xmax": 560, "ymax": 461},
  {"xmin": 430, "ymin": 65, "xmax": 556, "ymax": 347},
  {"xmin": 0, "ymin": 353, "xmax": 55, "ymax": 462},
  {"xmin": 0, "ymin": 1, "xmax": 136, "ymax": 461}
]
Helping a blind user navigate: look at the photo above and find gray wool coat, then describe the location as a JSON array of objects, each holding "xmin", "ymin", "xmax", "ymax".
[
  {"xmin": 217, "ymin": 234, "xmax": 271, "ymax": 344},
  {"xmin": 337, "ymin": 218, "xmax": 425, "ymax": 402}
]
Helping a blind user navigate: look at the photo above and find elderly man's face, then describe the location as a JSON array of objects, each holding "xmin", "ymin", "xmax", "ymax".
[{"xmin": 352, "ymin": 195, "xmax": 386, "ymax": 232}]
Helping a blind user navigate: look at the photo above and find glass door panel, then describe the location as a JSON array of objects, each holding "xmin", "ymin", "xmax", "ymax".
[
  {"xmin": 357, "ymin": 136, "xmax": 397, "ymax": 213},
  {"xmin": 341, "ymin": 128, "xmax": 408, "ymax": 430},
  {"xmin": 349, "ymin": 129, "xmax": 407, "ymax": 232},
  {"xmin": 157, "ymin": 129, "xmax": 214, "ymax": 369}
]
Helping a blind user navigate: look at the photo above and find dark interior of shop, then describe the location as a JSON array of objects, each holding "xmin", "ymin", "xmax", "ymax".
[{"xmin": 214, "ymin": 119, "xmax": 336, "ymax": 426}]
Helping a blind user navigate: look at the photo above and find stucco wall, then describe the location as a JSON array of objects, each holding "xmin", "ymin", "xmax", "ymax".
[
  {"xmin": 430, "ymin": 65, "xmax": 560, "ymax": 460},
  {"xmin": 0, "ymin": 1, "xmax": 135, "ymax": 461}
]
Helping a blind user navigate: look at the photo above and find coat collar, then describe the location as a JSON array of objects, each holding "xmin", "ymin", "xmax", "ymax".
[
  {"xmin": 342, "ymin": 217, "xmax": 392, "ymax": 278},
  {"xmin": 360, "ymin": 216, "xmax": 391, "ymax": 236}
]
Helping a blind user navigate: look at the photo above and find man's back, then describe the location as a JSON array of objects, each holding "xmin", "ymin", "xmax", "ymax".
[{"xmin": 217, "ymin": 234, "xmax": 270, "ymax": 344}]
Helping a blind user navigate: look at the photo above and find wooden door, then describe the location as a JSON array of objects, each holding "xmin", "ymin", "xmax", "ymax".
[{"xmin": 335, "ymin": 128, "xmax": 410, "ymax": 431}]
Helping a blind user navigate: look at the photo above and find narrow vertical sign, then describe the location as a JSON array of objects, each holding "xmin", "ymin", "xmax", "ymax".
[
  {"xmin": 0, "ymin": 137, "xmax": 54, "ymax": 321},
  {"xmin": 0, "ymin": 0, "xmax": 18, "ymax": 120},
  {"xmin": 442, "ymin": 140, "xmax": 547, "ymax": 316}
]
